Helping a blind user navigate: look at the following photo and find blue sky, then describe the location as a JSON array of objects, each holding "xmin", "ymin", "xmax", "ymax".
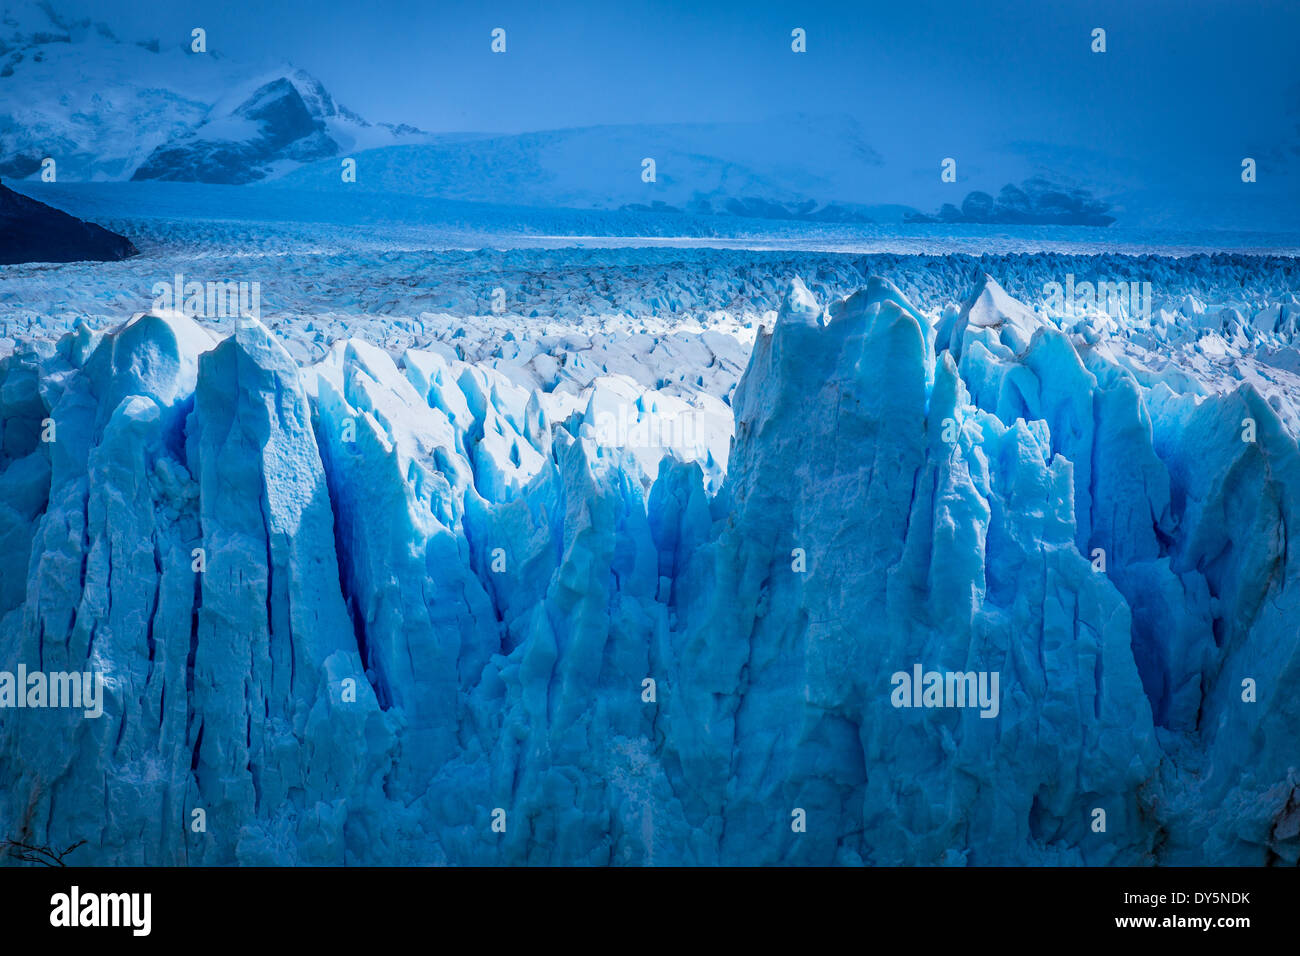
[{"xmin": 57, "ymin": 0, "xmax": 1299, "ymax": 149}]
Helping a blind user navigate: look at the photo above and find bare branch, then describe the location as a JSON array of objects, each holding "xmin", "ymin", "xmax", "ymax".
[{"xmin": 1, "ymin": 838, "xmax": 87, "ymax": 867}]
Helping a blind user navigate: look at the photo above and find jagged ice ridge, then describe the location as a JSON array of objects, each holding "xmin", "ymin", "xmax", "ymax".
[{"xmin": 1, "ymin": 273, "xmax": 1299, "ymax": 865}]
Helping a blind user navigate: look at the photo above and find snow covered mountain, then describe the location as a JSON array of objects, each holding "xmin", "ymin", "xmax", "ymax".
[
  {"xmin": 0, "ymin": 2, "xmax": 893, "ymax": 213},
  {"xmin": 3, "ymin": 252, "xmax": 1299, "ymax": 864},
  {"xmin": 5, "ymin": 0, "xmax": 1300, "ymax": 238},
  {"xmin": 0, "ymin": 1, "xmax": 428, "ymax": 183},
  {"xmin": 0, "ymin": 0, "xmax": 902, "ymax": 219},
  {"xmin": 7, "ymin": 1, "xmax": 1294, "ymax": 229},
  {"xmin": 130, "ymin": 72, "xmax": 381, "ymax": 185}
]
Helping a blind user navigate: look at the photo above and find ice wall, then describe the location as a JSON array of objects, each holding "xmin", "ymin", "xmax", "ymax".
[{"xmin": 1, "ymin": 275, "xmax": 1298, "ymax": 865}]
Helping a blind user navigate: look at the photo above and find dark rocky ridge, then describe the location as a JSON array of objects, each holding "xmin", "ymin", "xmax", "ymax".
[
  {"xmin": 906, "ymin": 176, "xmax": 1116, "ymax": 226},
  {"xmin": 0, "ymin": 179, "xmax": 137, "ymax": 264}
]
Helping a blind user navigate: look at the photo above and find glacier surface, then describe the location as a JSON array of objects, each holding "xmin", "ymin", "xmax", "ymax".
[{"xmin": 2, "ymin": 267, "xmax": 1300, "ymax": 865}]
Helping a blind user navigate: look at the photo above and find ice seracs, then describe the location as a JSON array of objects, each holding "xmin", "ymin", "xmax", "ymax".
[{"xmin": 2, "ymin": 270, "xmax": 1299, "ymax": 865}]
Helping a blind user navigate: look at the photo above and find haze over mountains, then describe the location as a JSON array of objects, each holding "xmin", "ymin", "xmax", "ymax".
[{"xmin": 1, "ymin": 0, "xmax": 1297, "ymax": 230}]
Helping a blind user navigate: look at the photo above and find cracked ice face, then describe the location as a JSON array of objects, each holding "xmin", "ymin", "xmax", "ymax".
[{"xmin": 2, "ymin": 240, "xmax": 1300, "ymax": 866}]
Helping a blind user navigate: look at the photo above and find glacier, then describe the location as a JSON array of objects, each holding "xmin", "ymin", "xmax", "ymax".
[{"xmin": 1, "ymin": 269, "xmax": 1300, "ymax": 866}]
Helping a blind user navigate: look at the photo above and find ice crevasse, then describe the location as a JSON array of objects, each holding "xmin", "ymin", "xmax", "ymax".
[{"xmin": 0, "ymin": 273, "xmax": 1297, "ymax": 865}]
